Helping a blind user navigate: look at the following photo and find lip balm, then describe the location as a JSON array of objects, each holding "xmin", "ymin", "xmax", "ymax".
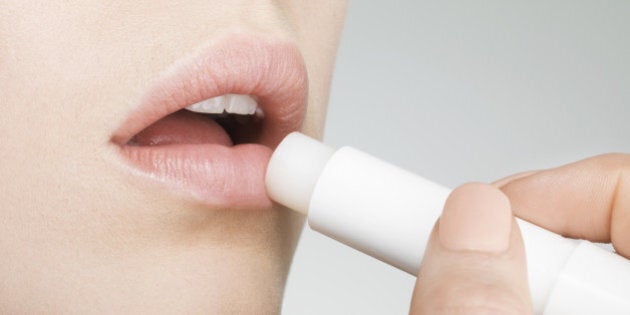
[{"xmin": 265, "ymin": 132, "xmax": 630, "ymax": 315}]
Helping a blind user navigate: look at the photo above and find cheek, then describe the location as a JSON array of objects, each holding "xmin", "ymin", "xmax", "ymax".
[
  {"xmin": 287, "ymin": 1, "xmax": 348, "ymax": 138},
  {"xmin": 0, "ymin": 4, "xmax": 145, "ymax": 231},
  {"xmin": 0, "ymin": 3, "xmax": 145, "ymax": 156}
]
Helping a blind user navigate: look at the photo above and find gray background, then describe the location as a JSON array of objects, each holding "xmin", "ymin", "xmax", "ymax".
[{"xmin": 283, "ymin": 1, "xmax": 630, "ymax": 314}]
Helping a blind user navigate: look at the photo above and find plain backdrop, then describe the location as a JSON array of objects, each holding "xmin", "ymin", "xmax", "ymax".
[{"xmin": 282, "ymin": 1, "xmax": 630, "ymax": 314}]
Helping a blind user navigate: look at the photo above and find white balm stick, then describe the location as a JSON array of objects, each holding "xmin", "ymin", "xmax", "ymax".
[{"xmin": 266, "ymin": 132, "xmax": 630, "ymax": 315}]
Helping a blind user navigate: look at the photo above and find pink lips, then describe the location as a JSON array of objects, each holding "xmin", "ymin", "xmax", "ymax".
[{"xmin": 111, "ymin": 35, "xmax": 308, "ymax": 209}]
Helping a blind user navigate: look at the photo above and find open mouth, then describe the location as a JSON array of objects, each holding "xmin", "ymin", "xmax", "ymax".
[
  {"xmin": 111, "ymin": 35, "xmax": 307, "ymax": 209},
  {"xmin": 128, "ymin": 94, "xmax": 264, "ymax": 148}
]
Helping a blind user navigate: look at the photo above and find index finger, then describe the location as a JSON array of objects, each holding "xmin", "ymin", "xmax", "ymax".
[{"xmin": 495, "ymin": 153, "xmax": 630, "ymax": 258}]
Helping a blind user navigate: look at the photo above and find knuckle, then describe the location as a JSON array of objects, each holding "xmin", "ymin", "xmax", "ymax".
[{"xmin": 588, "ymin": 153, "xmax": 630, "ymax": 171}]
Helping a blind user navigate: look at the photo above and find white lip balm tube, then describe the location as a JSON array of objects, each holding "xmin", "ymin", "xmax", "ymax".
[{"xmin": 266, "ymin": 132, "xmax": 630, "ymax": 315}]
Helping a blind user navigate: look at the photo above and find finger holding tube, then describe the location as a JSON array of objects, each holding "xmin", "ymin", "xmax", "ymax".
[{"xmin": 410, "ymin": 183, "xmax": 532, "ymax": 315}]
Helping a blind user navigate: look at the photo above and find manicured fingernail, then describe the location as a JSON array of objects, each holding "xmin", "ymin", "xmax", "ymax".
[
  {"xmin": 493, "ymin": 170, "xmax": 539, "ymax": 188},
  {"xmin": 439, "ymin": 183, "xmax": 512, "ymax": 253}
]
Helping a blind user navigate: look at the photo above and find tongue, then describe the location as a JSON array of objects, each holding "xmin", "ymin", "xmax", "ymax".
[{"xmin": 129, "ymin": 110, "xmax": 233, "ymax": 146}]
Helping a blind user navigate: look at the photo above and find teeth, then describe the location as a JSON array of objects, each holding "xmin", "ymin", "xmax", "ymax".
[
  {"xmin": 225, "ymin": 94, "xmax": 258, "ymax": 115},
  {"xmin": 185, "ymin": 95, "xmax": 226, "ymax": 114},
  {"xmin": 185, "ymin": 94, "xmax": 258, "ymax": 115}
]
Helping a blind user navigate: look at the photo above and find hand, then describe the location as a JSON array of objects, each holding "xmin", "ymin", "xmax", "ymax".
[{"xmin": 409, "ymin": 153, "xmax": 630, "ymax": 314}]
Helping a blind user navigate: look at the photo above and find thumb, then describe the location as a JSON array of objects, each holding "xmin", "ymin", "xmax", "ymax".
[{"xmin": 410, "ymin": 183, "xmax": 532, "ymax": 315}]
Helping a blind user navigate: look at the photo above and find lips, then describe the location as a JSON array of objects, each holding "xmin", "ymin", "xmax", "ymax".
[{"xmin": 111, "ymin": 35, "xmax": 308, "ymax": 209}]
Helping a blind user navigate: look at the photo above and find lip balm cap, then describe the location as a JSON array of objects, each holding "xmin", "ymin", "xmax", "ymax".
[{"xmin": 265, "ymin": 132, "xmax": 335, "ymax": 215}]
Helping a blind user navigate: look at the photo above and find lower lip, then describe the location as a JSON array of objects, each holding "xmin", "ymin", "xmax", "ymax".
[{"xmin": 119, "ymin": 143, "xmax": 274, "ymax": 209}]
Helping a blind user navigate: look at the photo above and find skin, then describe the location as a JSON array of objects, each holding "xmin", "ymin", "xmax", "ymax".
[
  {"xmin": 1, "ymin": 1, "xmax": 626, "ymax": 314},
  {"xmin": 0, "ymin": 1, "xmax": 347, "ymax": 313}
]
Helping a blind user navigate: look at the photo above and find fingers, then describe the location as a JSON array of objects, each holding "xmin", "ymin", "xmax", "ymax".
[
  {"xmin": 495, "ymin": 153, "xmax": 630, "ymax": 258},
  {"xmin": 410, "ymin": 183, "xmax": 532, "ymax": 315}
]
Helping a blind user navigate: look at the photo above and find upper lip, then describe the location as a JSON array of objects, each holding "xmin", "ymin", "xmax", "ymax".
[{"xmin": 111, "ymin": 34, "xmax": 308, "ymax": 149}]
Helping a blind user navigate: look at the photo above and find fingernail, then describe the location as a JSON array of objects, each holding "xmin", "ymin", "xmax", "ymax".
[
  {"xmin": 493, "ymin": 170, "xmax": 539, "ymax": 188},
  {"xmin": 439, "ymin": 183, "xmax": 512, "ymax": 253}
]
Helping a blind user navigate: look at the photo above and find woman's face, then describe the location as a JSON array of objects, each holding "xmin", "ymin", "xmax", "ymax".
[{"xmin": 0, "ymin": 1, "xmax": 347, "ymax": 313}]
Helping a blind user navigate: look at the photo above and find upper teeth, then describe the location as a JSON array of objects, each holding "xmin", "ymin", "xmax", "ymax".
[{"xmin": 185, "ymin": 94, "xmax": 258, "ymax": 115}]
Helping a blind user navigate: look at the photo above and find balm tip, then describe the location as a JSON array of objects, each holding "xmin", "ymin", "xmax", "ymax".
[{"xmin": 265, "ymin": 132, "xmax": 335, "ymax": 215}]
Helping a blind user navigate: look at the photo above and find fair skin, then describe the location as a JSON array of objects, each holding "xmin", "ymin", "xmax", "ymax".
[{"xmin": 1, "ymin": 2, "xmax": 627, "ymax": 314}]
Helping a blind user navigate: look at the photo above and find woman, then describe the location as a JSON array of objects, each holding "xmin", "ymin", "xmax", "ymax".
[{"xmin": 1, "ymin": 1, "xmax": 628, "ymax": 314}]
